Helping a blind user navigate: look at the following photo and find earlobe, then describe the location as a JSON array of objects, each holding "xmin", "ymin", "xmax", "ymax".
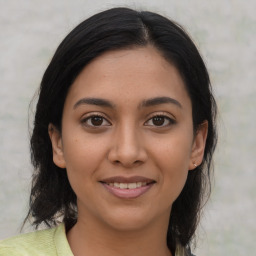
[
  {"xmin": 48, "ymin": 123, "xmax": 66, "ymax": 169},
  {"xmin": 189, "ymin": 121, "xmax": 208, "ymax": 170}
]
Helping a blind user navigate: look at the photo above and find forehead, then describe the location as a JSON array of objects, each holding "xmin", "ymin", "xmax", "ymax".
[{"xmin": 65, "ymin": 46, "xmax": 191, "ymax": 110}]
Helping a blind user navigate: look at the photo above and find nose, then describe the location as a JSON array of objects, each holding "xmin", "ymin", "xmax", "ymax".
[{"xmin": 107, "ymin": 123, "xmax": 148, "ymax": 168}]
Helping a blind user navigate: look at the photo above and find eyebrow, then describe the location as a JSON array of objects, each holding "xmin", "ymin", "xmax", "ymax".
[
  {"xmin": 140, "ymin": 96, "xmax": 182, "ymax": 109},
  {"xmin": 73, "ymin": 98, "xmax": 115, "ymax": 109},
  {"xmin": 73, "ymin": 96, "xmax": 182, "ymax": 110}
]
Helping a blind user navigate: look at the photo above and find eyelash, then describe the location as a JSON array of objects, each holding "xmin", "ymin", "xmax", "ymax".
[
  {"xmin": 81, "ymin": 114, "xmax": 111, "ymax": 128},
  {"xmin": 81, "ymin": 113, "xmax": 175, "ymax": 128},
  {"xmin": 144, "ymin": 114, "xmax": 176, "ymax": 127}
]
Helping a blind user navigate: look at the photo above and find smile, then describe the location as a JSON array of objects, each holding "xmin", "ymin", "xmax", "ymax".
[
  {"xmin": 106, "ymin": 182, "xmax": 147, "ymax": 189},
  {"xmin": 100, "ymin": 176, "xmax": 155, "ymax": 199}
]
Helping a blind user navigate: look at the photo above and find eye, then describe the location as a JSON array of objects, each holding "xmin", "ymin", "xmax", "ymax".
[
  {"xmin": 145, "ymin": 115, "xmax": 175, "ymax": 127},
  {"xmin": 82, "ymin": 115, "xmax": 111, "ymax": 127}
]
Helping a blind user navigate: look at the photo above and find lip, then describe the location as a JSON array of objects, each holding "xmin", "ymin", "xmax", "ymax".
[{"xmin": 100, "ymin": 176, "xmax": 156, "ymax": 199}]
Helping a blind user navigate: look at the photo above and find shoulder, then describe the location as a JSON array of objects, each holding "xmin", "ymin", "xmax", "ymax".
[
  {"xmin": 0, "ymin": 223, "xmax": 73, "ymax": 256},
  {"xmin": 0, "ymin": 226, "xmax": 57, "ymax": 256}
]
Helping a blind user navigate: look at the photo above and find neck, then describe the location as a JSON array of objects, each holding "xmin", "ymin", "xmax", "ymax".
[{"xmin": 67, "ymin": 214, "xmax": 172, "ymax": 256}]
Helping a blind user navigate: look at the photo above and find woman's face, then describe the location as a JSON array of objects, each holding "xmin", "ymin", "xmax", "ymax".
[{"xmin": 49, "ymin": 46, "xmax": 207, "ymax": 231}]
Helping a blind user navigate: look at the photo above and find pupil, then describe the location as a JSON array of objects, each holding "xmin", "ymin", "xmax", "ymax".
[
  {"xmin": 153, "ymin": 116, "xmax": 164, "ymax": 126},
  {"xmin": 92, "ymin": 116, "xmax": 103, "ymax": 126}
]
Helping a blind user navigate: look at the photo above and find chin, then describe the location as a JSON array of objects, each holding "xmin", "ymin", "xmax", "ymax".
[
  {"xmin": 105, "ymin": 217, "xmax": 151, "ymax": 232},
  {"xmin": 100, "ymin": 206, "xmax": 169, "ymax": 232}
]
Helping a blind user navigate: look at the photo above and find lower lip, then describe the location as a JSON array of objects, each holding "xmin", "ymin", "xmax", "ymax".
[{"xmin": 102, "ymin": 183, "xmax": 154, "ymax": 199}]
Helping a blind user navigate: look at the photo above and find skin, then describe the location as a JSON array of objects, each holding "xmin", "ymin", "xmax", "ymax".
[{"xmin": 49, "ymin": 46, "xmax": 208, "ymax": 256}]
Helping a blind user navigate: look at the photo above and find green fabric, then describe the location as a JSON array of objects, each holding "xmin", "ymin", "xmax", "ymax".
[
  {"xmin": 0, "ymin": 223, "xmax": 190, "ymax": 256},
  {"xmin": 0, "ymin": 223, "xmax": 73, "ymax": 256}
]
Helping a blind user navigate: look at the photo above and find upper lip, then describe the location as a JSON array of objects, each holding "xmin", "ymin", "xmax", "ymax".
[{"xmin": 100, "ymin": 176, "xmax": 156, "ymax": 184}]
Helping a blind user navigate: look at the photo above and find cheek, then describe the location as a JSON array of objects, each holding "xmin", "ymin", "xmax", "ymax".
[
  {"xmin": 160, "ymin": 147, "xmax": 189, "ymax": 190},
  {"xmin": 157, "ymin": 151, "xmax": 189, "ymax": 208},
  {"xmin": 62, "ymin": 134, "xmax": 107, "ymax": 187},
  {"xmin": 151, "ymin": 132, "xmax": 193, "ymax": 200},
  {"xmin": 152, "ymin": 131, "xmax": 193, "ymax": 171}
]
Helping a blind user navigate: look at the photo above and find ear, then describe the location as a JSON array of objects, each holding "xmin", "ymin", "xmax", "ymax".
[
  {"xmin": 189, "ymin": 121, "xmax": 208, "ymax": 170},
  {"xmin": 48, "ymin": 123, "xmax": 66, "ymax": 169}
]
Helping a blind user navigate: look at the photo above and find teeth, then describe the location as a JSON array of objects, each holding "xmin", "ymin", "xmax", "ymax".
[
  {"xmin": 137, "ymin": 182, "xmax": 142, "ymax": 187},
  {"xmin": 108, "ymin": 182, "xmax": 148, "ymax": 189},
  {"xmin": 128, "ymin": 183, "xmax": 136, "ymax": 189},
  {"xmin": 120, "ymin": 183, "xmax": 128, "ymax": 189}
]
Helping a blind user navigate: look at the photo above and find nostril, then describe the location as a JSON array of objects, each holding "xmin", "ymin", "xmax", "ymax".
[
  {"xmin": 107, "ymin": 142, "xmax": 147, "ymax": 167},
  {"xmin": 111, "ymin": 159, "xmax": 143, "ymax": 168}
]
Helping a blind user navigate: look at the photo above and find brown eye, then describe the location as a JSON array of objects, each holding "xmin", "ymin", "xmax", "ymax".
[
  {"xmin": 152, "ymin": 116, "xmax": 165, "ymax": 126},
  {"xmin": 145, "ymin": 115, "xmax": 175, "ymax": 127},
  {"xmin": 82, "ymin": 115, "xmax": 111, "ymax": 127},
  {"xmin": 91, "ymin": 116, "xmax": 104, "ymax": 126}
]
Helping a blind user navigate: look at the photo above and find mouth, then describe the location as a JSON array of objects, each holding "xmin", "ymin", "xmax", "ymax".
[
  {"xmin": 100, "ymin": 176, "xmax": 156, "ymax": 199},
  {"xmin": 104, "ymin": 181, "xmax": 149, "ymax": 189}
]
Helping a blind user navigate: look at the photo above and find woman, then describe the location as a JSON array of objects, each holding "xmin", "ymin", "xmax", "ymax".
[{"xmin": 0, "ymin": 7, "xmax": 217, "ymax": 256}]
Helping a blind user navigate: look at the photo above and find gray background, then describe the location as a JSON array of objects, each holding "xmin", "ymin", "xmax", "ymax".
[{"xmin": 0, "ymin": 0, "xmax": 255, "ymax": 255}]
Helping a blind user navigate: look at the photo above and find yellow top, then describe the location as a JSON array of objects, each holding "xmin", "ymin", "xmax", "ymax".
[
  {"xmin": 0, "ymin": 223, "xmax": 189, "ymax": 256},
  {"xmin": 0, "ymin": 223, "xmax": 73, "ymax": 256}
]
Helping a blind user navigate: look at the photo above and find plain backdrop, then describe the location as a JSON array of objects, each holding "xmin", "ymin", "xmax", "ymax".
[{"xmin": 0, "ymin": 0, "xmax": 255, "ymax": 255}]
